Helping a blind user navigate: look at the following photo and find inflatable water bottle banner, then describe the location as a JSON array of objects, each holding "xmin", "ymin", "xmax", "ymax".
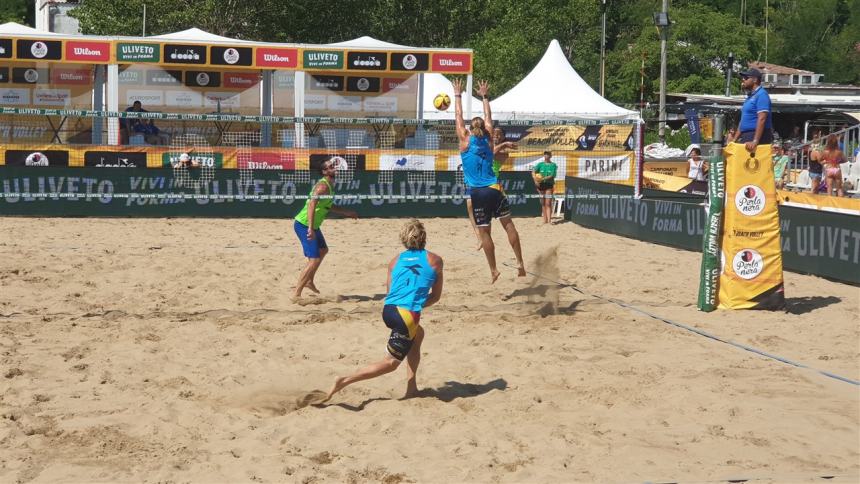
[{"xmin": 698, "ymin": 142, "xmax": 785, "ymax": 311}]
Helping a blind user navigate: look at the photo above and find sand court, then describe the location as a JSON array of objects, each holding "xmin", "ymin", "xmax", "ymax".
[{"xmin": 1, "ymin": 217, "xmax": 857, "ymax": 483}]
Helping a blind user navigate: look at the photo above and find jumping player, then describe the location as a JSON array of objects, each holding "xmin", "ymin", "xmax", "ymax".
[
  {"xmin": 323, "ymin": 219, "xmax": 443, "ymax": 401},
  {"xmin": 293, "ymin": 157, "xmax": 358, "ymax": 298},
  {"xmin": 452, "ymin": 78, "xmax": 525, "ymax": 282}
]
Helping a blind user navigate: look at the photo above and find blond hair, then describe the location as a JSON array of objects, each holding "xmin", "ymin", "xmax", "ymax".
[
  {"xmin": 400, "ymin": 219, "xmax": 427, "ymax": 250},
  {"xmin": 470, "ymin": 117, "xmax": 486, "ymax": 137}
]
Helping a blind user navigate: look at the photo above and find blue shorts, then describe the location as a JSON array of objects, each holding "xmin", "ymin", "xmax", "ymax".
[
  {"xmin": 464, "ymin": 185, "xmax": 472, "ymax": 197},
  {"xmin": 470, "ymin": 185, "xmax": 511, "ymax": 226},
  {"xmin": 294, "ymin": 219, "xmax": 327, "ymax": 258}
]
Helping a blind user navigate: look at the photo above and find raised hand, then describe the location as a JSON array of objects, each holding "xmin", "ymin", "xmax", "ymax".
[
  {"xmin": 475, "ymin": 80, "xmax": 490, "ymax": 98},
  {"xmin": 452, "ymin": 78, "xmax": 464, "ymax": 96}
]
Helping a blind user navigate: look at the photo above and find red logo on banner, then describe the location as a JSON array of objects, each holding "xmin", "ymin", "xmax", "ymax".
[
  {"xmin": 224, "ymin": 72, "xmax": 260, "ymax": 89},
  {"xmin": 238, "ymin": 152, "xmax": 295, "ymax": 170},
  {"xmin": 255, "ymin": 48, "xmax": 298, "ymax": 68},
  {"xmin": 65, "ymin": 41, "xmax": 110, "ymax": 62},
  {"xmin": 431, "ymin": 53, "xmax": 471, "ymax": 73},
  {"xmin": 50, "ymin": 68, "xmax": 92, "ymax": 85},
  {"xmin": 382, "ymin": 78, "xmax": 412, "ymax": 93}
]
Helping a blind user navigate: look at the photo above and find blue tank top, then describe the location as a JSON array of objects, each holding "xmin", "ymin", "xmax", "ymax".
[
  {"xmin": 385, "ymin": 249, "xmax": 437, "ymax": 312},
  {"xmin": 461, "ymin": 135, "xmax": 497, "ymax": 188}
]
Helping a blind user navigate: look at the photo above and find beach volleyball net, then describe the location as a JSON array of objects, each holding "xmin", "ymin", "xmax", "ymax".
[{"xmin": 0, "ymin": 107, "xmax": 643, "ymax": 207}]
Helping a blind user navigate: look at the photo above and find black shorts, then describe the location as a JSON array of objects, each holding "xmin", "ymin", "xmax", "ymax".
[
  {"xmin": 470, "ymin": 185, "xmax": 511, "ymax": 226},
  {"xmin": 382, "ymin": 304, "xmax": 420, "ymax": 361},
  {"xmin": 738, "ymin": 129, "xmax": 773, "ymax": 145},
  {"xmin": 538, "ymin": 179, "xmax": 555, "ymax": 191}
]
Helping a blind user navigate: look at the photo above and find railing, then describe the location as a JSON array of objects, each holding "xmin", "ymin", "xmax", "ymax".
[{"xmin": 788, "ymin": 123, "xmax": 860, "ymax": 172}]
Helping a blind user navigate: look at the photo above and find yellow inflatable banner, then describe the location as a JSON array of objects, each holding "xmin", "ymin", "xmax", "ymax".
[{"xmin": 718, "ymin": 143, "xmax": 785, "ymax": 309}]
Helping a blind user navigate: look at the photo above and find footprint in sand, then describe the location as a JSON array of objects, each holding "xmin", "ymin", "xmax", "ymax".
[{"xmin": 243, "ymin": 390, "xmax": 328, "ymax": 416}]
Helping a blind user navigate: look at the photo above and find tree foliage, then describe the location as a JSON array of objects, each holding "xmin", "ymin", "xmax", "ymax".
[{"xmin": 65, "ymin": 0, "xmax": 859, "ymax": 106}]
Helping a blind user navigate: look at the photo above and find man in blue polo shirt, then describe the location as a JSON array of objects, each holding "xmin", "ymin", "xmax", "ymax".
[{"xmin": 735, "ymin": 67, "xmax": 773, "ymax": 153}]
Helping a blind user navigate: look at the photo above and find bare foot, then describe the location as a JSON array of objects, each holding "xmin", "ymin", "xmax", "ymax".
[
  {"xmin": 517, "ymin": 266, "xmax": 527, "ymax": 277},
  {"xmin": 403, "ymin": 383, "xmax": 420, "ymax": 399},
  {"xmin": 322, "ymin": 376, "xmax": 348, "ymax": 403},
  {"xmin": 306, "ymin": 281, "xmax": 320, "ymax": 294},
  {"xmin": 475, "ymin": 240, "xmax": 483, "ymax": 251},
  {"xmin": 491, "ymin": 270, "xmax": 501, "ymax": 284}
]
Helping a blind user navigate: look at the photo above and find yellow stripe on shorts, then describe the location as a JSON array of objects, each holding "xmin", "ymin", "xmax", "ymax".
[{"xmin": 397, "ymin": 307, "xmax": 418, "ymax": 339}]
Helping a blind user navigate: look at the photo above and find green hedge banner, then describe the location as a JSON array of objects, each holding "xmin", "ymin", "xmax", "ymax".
[{"xmin": 566, "ymin": 177, "xmax": 860, "ymax": 285}]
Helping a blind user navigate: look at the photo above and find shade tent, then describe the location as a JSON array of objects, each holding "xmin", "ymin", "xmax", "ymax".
[
  {"xmin": 491, "ymin": 39, "xmax": 639, "ymax": 121},
  {"xmin": 328, "ymin": 36, "xmax": 414, "ymax": 50},
  {"xmin": 148, "ymin": 28, "xmax": 256, "ymax": 44},
  {"xmin": 421, "ymin": 73, "xmax": 484, "ymax": 120}
]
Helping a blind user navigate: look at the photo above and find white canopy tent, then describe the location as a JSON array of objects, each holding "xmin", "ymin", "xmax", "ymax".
[
  {"xmin": 491, "ymin": 39, "xmax": 639, "ymax": 122},
  {"xmin": 148, "ymin": 27, "xmax": 256, "ymax": 44}
]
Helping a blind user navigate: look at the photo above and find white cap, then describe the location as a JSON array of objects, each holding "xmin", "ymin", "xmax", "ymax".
[
  {"xmin": 179, "ymin": 153, "xmax": 190, "ymax": 162},
  {"xmin": 685, "ymin": 144, "xmax": 701, "ymax": 157}
]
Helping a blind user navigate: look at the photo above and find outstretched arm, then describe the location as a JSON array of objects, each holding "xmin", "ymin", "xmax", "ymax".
[
  {"xmin": 452, "ymin": 78, "xmax": 469, "ymax": 151},
  {"xmin": 476, "ymin": 80, "xmax": 493, "ymax": 151}
]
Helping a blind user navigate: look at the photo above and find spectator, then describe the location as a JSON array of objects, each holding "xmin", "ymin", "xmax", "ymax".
[
  {"xmin": 172, "ymin": 153, "xmax": 200, "ymax": 169},
  {"xmin": 686, "ymin": 145, "xmax": 708, "ymax": 182},
  {"xmin": 772, "ymin": 144, "xmax": 790, "ymax": 189},
  {"xmin": 808, "ymin": 130, "xmax": 824, "ymax": 194},
  {"xmin": 822, "ymin": 134, "xmax": 845, "ymax": 197},
  {"xmin": 122, "ymin": 100, "xmax": 147, "ymax": 143},
  {"xmin": 134, "ymin": 118, "xmax": 169, "ymax": 145}
]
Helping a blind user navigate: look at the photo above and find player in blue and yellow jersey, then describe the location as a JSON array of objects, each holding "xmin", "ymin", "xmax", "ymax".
[
  {"xmin": 452, "ymin": 78, "xmax": 525, "ymax": 283},
  {"xmin": 293, "ymin": 157, "xmax": 357, "ymax": 298},
  {"xmin": 323, "ymin": 219, "xmax": 443, "ymax": 402}
]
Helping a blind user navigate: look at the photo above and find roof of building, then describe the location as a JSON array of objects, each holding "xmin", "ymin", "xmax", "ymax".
[{"xmin": 749, "ymin": 61, "xmax": 814, "ymax": 75}]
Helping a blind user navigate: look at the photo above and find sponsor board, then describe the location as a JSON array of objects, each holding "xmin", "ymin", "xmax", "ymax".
[
  {"xmin": 309, "ymin": 153, "xmax": 366, "ymax": 171},
  {"xmin": 327, "ymin": 95, "xmax": 361, "ymax": 112},
  {"xmin": 165, "ymin": 90, "xmax": 203, "ymax": 107},
  {"xmin": 390, "ymin": 52, "xmax": 429, "ymax": 72},
  {"xmin": 431, "ymin": 53, "xmax": 471, "ymax": 73},
  {"xmin": 346, "ymin": 51, "xmax": 387, "ymax": 71},
  {"xmin": 117, "ymin": 43, "xmax": 160, "ymax": 62},
  {"xmin": 33, "ymin": 89, "xmax": 71, "ymax": 106},
  {"xmin": 12, "ymin": 67, "xmax": 48, "ymax": 84},
  {"xmin": 50, "ymin": 68, "xmax": 92, "ymax": 85},
  {"xmin": 163, "ymin": 44, "xmax": 207, "ymax": 65},
  {"xmin": 379, "ymin": 154, "xmax": 435, "ymax": 171},
  {"xmin": 381, "ymin": 77, "xmax": 412, "ymax": 93},
  {"xmin": 309, "ymin": 75, "xmax": 343, "ymax": 91},
  {"xmin": 210, "ymin": 46, "xmax": 252, "ymax": 66},
  {"xmin": 237, "ymin": 151, "xmax": 295, "ymax": 170},
  {"xmin": 16, "ymin": 39, "xmax": 62, "ymax": 60},
  {"xmin": 363, "ymin": 96, "xmax": 398, "ymax": 113},
  {"xmin": 0, "ymin": 39, "xmax": 12, "ymax": 59},
  {"xmin": 346, "ymin": 76, "xmax": 380, "ymax": 93},
  {"xmin": 575, "ymin": 153, "xmax": 630, "ymax": 181},
  {"xmin": 303, "ymin": 50, "xmax": 344, "ymax": 69},
  {"xmin": 145, "ymin": 70, "xmax": 182, "ymax": 86},
  {"xmin": 84, "ymin": 151, "xmax": 148, "ymax": 168},
  {"xmin": 0, "ymin": 88, "xmax": 30, "ymax": 105},
  {"xmin": 185, "ymin": 71, "xmax": 221, "ymax": 88},
  {"xmin": 162, "ymin": 152, "xmax": 223, "ymax": 168},
  {"xmin": 118, "ymin": 69, "xmax": 143, "ymax": 85},
  {"xmin": 255, "ymin": 47, "xmax": 298, "ymax": 68},
  {"xmin": 274, "ymin": 71, "xmax": 295, "ymax": 89},
  {"xmin": 203, "ymin": 91, "xmax": 240, "ymax": 108},
  {"xmin": 125, "ymin": 89, "xmax": 164, "ymax": 106},
  {"xmin": 223, "ymin": 72, "xmax": 259, "ymax": 89},
  {"xmin": 65, "ymin": 41, "xmax": 111, "ymax": 62},
  {"xmin": 6, "ymin": 150, "xmax": 69, "ymax": 166},
  {"xmin": 304, "ymin": 94, "xmax": 326, "ymax": 110}
]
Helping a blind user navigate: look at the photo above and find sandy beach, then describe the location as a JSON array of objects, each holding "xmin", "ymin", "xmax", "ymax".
[{"xmin": 1, "ymin": 216, "xmax": 857, "ymax": 483}]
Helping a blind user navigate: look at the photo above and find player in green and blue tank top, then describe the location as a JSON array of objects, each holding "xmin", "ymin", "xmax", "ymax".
[{"xmin": 293, "ymin": 157, "xmax": 358, "ymax": 298}]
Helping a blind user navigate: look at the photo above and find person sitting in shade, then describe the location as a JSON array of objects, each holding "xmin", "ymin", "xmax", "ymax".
[{"xmin": 134, "ymin": 118, "xmax": 169, "ymax": 145}]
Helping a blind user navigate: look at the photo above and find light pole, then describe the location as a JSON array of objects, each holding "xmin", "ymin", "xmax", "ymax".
[
  {"xmin": 600, "ymin": 0, "xmax": 607, "ymax": 96},
  {"xmin": 653, "ymin": 1, "xmax": 670, "ymax": 144}
]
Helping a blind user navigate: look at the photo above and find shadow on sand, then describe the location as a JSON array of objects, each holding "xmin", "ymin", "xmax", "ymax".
[
  {"xmin": 319, "ymin": 378, "xmax": 508, "ymax": 412},
  {"xmin": 785, "ymin": 295, "xmax": 841, "ymax": 315}
]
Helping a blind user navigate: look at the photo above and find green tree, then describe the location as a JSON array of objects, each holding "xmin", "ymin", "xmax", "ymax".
[{"xmin": 0, "ymin": 0, "xmax": 33, "ymax": 25}]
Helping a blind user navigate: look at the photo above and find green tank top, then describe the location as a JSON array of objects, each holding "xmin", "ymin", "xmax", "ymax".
[{"xmin": 295, "ymin": 178, "xmax": 334, "ymax": 229}]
